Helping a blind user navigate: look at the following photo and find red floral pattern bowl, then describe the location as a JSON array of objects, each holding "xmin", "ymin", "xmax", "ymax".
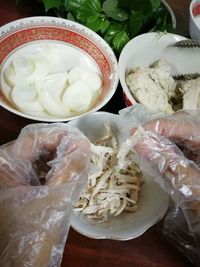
[{"xmin": 0, "ymin": 16, "xmax": 118, "ymax": 122}]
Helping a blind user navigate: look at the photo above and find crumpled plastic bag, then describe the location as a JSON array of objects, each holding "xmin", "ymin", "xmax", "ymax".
[
  {"xmin": 119, "ymin": 104, "xmax": 200, "ymax": 266},
  {"xmin": 0, "ymin": 123, "xmax": 91, "ymax": 267}
]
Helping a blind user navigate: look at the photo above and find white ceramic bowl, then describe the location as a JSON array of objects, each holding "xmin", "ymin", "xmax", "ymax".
[
  {"xmin": 68, "ymin": 112, "xmax": 169, "ymax": 240},
  {"xmin": 189, "ymin": 0, "xmax": 200, "ymax": 40},
  {"xmin": 118, "ymin": 32, "xmax": 189, "ymax": 106},
  {"xmin": 0, "ymin": 17, "xmax": 118, "ymax": 122}
]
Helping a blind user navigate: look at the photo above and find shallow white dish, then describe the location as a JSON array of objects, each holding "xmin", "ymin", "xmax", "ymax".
[
  {"xmin": 0, "ymin": 17, "xmax": 118, "ymax": 122},
  {"xmin": 118, "ymin": 32, "xmax": 190, "ymax": 106},
  {"xmin": 68, "ymin": 112, "xmax": 169, "ymax": 240}
]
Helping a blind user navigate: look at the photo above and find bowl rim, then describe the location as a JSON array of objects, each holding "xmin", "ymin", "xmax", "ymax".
[{"xmin": 0, "ymin": 16, "xmax": 119, "ymax": 122}]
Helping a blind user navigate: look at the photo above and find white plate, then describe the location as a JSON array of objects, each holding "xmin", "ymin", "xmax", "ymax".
[{"xmin": 68, "ymin": 112, "xmax": 169, "ymax": 240}]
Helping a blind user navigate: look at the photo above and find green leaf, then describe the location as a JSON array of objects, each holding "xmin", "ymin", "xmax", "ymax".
[
  {"xmin": 150, "ymin": 0, "xmax": 161, "ymax": 11},
  {"xmin": 105, "ymin": 23, "xmax": 124, "ymax": 36},
  {"xmin": 43, "ymin": 0, "xmax": 63, "ymax": 12},
  {"xmin": 118, "ymin": 0, "xmax": 139, "ymax": 10},
  {"xmin": 111, "ymin": 31, "xmax": 130, "ymax": 53},
  {"xmin": 102, "ymin": 0, "xmax": 129, "ymax": 22},
  {"xmin": 104, "ymin": 23, "xmax": 121, "ymax": 44},
  {"xmin": 129, "ymin": 11, "xmax": 144, "ymax": 37},
  {"xmin": 67, "ymin": 0, "xmax": 101, "ymax": 22},
  {"xmin": 118, "ymin": 0, "xmax": 152, "ymax": 14},
  {"xmin": 103, "ymin": 23, "xmax": 129, "ymax": 53},
  {"xmin": 86, "ymin": 15, "xmax": 102, "ymax": 32},
  {"xmin": 67, "ymin": 0, "xmax": 84, "ymax": 12},
  {"xmin": 100, "ymin": 19, "xmax": 110, "ymax": 34}
]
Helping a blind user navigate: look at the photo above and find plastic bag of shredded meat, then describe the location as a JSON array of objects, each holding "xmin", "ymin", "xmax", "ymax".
[
  {"xmin": 119, "ymin": 104, "xmax": 200, "ymax": 267},
  {"xmin": 0, "ymin": 123, "xmax": 91, "ymax": 267}
]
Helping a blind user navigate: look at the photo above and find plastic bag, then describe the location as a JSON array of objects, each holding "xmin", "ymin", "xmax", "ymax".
[
  {"xmin": 0, "ymin": 123, "xmax": 91, "ymax": 267},
  {"xmin": 119, "ymin": 104, "xmax": 200, "ymax": 266}
]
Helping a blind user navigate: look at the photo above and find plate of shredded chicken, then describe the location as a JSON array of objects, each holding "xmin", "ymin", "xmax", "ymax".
[{"xmin": 68, "ymin": 112, "xmax": 169, "ymax": 240}]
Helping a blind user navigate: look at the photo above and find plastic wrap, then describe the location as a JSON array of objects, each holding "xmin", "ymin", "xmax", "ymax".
[
  {"xmin": 0, "ymin": 123, "xmax": 91, "ymax": 267},
  {"xmin": 120, "ymin": 104, "xmax": 200, "ymax": 266}
]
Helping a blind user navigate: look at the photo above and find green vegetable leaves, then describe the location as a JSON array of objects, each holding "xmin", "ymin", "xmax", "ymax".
[
  {"xmin": 102, "ymin": 0, "xmax": 128, "ymax": 22},
  {"xmin": 67, "ymin": 0, "xmax": 101, "ymax": 22},
  {"xmin": 118, "ymin": 0, "xmax": 161, "ymax": 13},
  {"xmin": 129, "ymin": 11, "xmax": 144, "ymax": 37},
  {"xmin": 43, "ymin": 0, "xmax": 63, "ymax": 12},
  {"xmin": 30, "ymin": 0, "xmax": 174, "ymax": 55},
  {"xmin": 150, "ymin": 0, "xmax": 161, "ymax": 11},
  {"xmin": 104, "ymin": 24, "xmax": 130, "ymax": 52}
]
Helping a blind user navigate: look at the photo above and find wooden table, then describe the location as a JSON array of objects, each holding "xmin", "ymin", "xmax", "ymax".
[{"xmin": 0, "ymin": 1, "xmax": 194, "ymax": 266}]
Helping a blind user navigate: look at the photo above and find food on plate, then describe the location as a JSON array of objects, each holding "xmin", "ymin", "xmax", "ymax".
[
  {"xmin": 3, "ymin": 44, "xmax": 102, "ymax": 118},
  {"xmin": 73, "ymin": 123, "xmax": 144, "ymax": 223},
  {"xmin": 126, "ymin": 59, "xmax": 200, "ymax": 113}
]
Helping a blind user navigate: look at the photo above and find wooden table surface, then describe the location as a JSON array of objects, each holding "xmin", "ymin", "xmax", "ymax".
[{"xmin": 0, "ymin": 1, "xmax": 194, "ymax": 267}]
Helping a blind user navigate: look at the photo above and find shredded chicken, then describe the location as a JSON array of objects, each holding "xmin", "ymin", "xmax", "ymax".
[{"xmin": 73, "ymin": 123, "xmax": 144, "ymax": 223}]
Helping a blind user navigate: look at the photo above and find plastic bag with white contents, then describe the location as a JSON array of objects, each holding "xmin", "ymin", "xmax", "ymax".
[
  {"xmin": 119, "ymin": 104, "xmax": 200, "ymax": 267},
  {"xmin": 0, "ymin": 123, "xmax": 91, "ymax": 267}
]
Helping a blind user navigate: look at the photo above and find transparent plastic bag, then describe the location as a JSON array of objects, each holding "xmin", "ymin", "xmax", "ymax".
[
  {"xmin": 0, "ymin": 123, "xmax": 91, "ymax": 267},
  {"xmin": 119, "ymin": 104, "xmax": 200, "ymax": 266}
]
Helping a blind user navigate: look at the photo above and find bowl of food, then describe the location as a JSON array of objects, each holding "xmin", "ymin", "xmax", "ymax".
[
  {"xmin": 189, "ymin": 0, "xmax": 200, "ymax": 40},
  {"xmin": 118, "ymin": 32, "xmax": 200, "ymax": 113},
  {"xmin": 68, "ymin": 111, "xmax": 169, "ymax": 240},
  {"xmin": 0, "ymin": 16, "xmax": 118, "ymax": 122}
]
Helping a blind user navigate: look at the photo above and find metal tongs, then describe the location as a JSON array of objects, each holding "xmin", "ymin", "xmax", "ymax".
[
  {"xmin": 164, "ymin": 39, "xmax": 200, "ymax": 80},
  {"xmin": 169, "ymin": 39, "xmax": 200, "ymax": 48}
]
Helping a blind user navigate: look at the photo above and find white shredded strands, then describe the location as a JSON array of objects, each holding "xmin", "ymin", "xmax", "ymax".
[{"xmin": 73, "ymin": 123, "xmax": 144, "ymax": 223}]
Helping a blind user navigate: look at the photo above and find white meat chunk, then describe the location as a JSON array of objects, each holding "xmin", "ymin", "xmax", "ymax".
[
  {"xmin": 126, "ymin": 66, "xmax": 173, "ymax": 114},
  {"xmin": 149, "ymin": 60, "xmax": 177, "ymax": 98}
]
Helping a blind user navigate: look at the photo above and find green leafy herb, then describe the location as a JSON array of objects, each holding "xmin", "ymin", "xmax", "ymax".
[
  {"xmin": 111, "ymin": 31, "xmax": 130, "ymax": 52},
  {"xmin": 86, "ymin": 15, "xmax": 102, "ymax": 32},
  {"xmin": 129, "ymin": 11, "xmax": 144, "ymax": 38},
  {"xmin": 67, "ymin": 0, "xmax": 101, "ymax": 23},
  {"xmin": 43, "ymin": 0, "xmax": 63, "ymax": 12},
  {"xmin": 150, "ymin": 0, "xmax": 161, "ymax": 11},
  {"xmin": 102, "ymin": 0, "xmax": 129, "ymax": 22},
  {"xmin": 18, "ymin": 0, "xmax": 174, "ymax": 55},
  {"xmin": 100, "ymin": 19, "xmax": 110, "ymax": 34}
]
